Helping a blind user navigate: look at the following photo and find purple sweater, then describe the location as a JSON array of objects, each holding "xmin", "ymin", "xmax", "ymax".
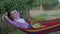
[{"xmin": 4, "ymin": 11, "xmax": 29, "ymax": 28}]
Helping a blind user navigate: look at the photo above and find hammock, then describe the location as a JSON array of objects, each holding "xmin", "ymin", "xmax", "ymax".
[
  {"xmin": 5, "ymin": 10, "xmax": 60, "ymax": 34},
  {"xmin": 19, "ymin": 18, "xmax": 60, "ymax": 34}
]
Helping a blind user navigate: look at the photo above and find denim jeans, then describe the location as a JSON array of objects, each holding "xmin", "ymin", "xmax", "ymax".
[{"xmin": 27, "ymin": 25, "xmax": 32, "ymax": 28}]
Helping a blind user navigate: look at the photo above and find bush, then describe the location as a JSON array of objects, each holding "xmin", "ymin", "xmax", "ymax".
[
  {"xmin": 34, "ymin": 16, "xmax": 46, "ymax": 21},
  {"xmin": 42, "ymin": 0, "xmax": 59, "ymax": 10}
]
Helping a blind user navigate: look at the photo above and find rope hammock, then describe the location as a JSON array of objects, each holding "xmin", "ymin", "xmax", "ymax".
[
  {"xmin": 20, "ymin": 19, "xmax": 60, "ymax": 34},
  {"xmin": 4, "ymin": 10, "xmax": 60, "ymax": 34}
]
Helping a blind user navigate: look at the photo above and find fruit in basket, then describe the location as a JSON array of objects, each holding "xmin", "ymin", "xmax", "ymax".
[{"xmin": 32, "ymin": 23, "xmax": 40, "ymax": 28}]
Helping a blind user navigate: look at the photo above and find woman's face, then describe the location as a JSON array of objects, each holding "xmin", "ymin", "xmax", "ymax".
[{"xmin": 10, "ymin": 11, "xmax": 16, "ymax": 19}]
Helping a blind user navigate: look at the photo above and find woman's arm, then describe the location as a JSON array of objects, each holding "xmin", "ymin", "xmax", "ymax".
[
  {"xmin": 4, "ymin": 16, "xmax": 29, "ymax": 28},
  {"xmin": 4, "ymin": 16, "xmax": 21, "ymax": 28}
]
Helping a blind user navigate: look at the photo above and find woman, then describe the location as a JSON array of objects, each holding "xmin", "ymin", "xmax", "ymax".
[{"xmin": 4, "ymin": 10, "xmax": 32, "ymax": 28}]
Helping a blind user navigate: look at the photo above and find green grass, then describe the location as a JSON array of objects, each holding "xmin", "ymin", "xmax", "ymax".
[
  {"xmin": 34, "ymin": 16, "xmax": 46, "ymax": 21},
  {"xmin": 10, "ymin": 29, "xmax": 26, "ymax": 34}
]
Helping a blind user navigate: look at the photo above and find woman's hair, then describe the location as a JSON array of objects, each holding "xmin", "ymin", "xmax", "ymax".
[{"xmin": 7, "ymin": 11, "xmax": 13, "ymax": 21}]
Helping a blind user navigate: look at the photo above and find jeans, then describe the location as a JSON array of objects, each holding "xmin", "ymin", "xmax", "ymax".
[{"xmin": 27, "ymin": 25, "xmax": 32, "ymax": 28}]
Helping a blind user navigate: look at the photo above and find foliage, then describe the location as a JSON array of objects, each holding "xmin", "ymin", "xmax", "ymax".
[
  {"xmin": 10, "ymin": 29, "xmax": 26, "ymax": 34},
  {"xmin": 34, "ymin": 16, "xmax": 46, "ymax": 21},
  {"xmin": 42, "ymin": 0, "xmax": 59, "ymax": 10},
  {"xmin": 0, "ymin": 0, "xmax": 41, "ymax": 14},
  {"xmin": 0, "ymin": 19, "xmax": 17, "ymax": 34}
]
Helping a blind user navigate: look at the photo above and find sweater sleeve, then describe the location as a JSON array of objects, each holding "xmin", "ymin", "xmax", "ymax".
[
  {"xmin": 4, "ymin": 16, "xmax": 29, "ymax": 28},
  {"xmin": 4, "ymin": 16, "xmax": 21, "ymax": 28}
]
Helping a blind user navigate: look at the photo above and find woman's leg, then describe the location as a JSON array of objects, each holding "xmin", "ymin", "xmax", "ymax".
[{"xmin": 27, "ymin": 25, "xmax": 32, "ymax": 28}]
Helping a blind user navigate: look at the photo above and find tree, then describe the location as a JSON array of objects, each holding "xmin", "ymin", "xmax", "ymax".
[
  {"xmin": 0, "ymin": 0, "xmax": 41, "ymax": 18},
  {"xmin": 42, "ymin": 0, "xmax": 59, "ymax": 10},
  {"xmin": 0, "ymin": 0, "xmax": 41, "ymax": 33}
]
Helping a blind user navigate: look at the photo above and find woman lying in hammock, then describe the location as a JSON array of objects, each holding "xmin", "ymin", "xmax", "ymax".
[{"xmin": 4, "ymin": 10, "xmax": 32, "ymax": 28}]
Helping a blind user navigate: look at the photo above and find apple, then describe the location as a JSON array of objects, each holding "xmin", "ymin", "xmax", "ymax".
[{"xmin": 32, "ymin": 23, "xmax": 41, "ymax": 28}]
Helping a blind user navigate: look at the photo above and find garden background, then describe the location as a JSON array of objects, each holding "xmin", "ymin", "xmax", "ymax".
[{"xmin": 0, "ymin": 0, "xmax": 60, "ymax": 34}]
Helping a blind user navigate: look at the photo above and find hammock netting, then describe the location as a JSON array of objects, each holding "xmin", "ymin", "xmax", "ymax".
[{"xmin": 19, "ymin": 18, "xmax": 60, "ymax": 34}]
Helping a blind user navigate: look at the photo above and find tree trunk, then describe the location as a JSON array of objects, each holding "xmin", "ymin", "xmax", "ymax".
[
  {"xmin": 20, "ymin": 8, "xmax": 30, "ymax": 19},
  {"xmin": 26, "ymin": 9, "xmax": 30, "ymax": 18}
]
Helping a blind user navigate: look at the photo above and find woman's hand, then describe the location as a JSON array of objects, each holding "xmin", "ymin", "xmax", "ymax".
[
  {"xmin": 3, "ymin": 12, "xmax": 8, "ymax": 18},
  {"xmin": 2, "ymin": 12, "xmax": 7, "ymax": 20},
  {"xmin": 5, "ymin": 12, "xmax": 7, "ymax": 16}
]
